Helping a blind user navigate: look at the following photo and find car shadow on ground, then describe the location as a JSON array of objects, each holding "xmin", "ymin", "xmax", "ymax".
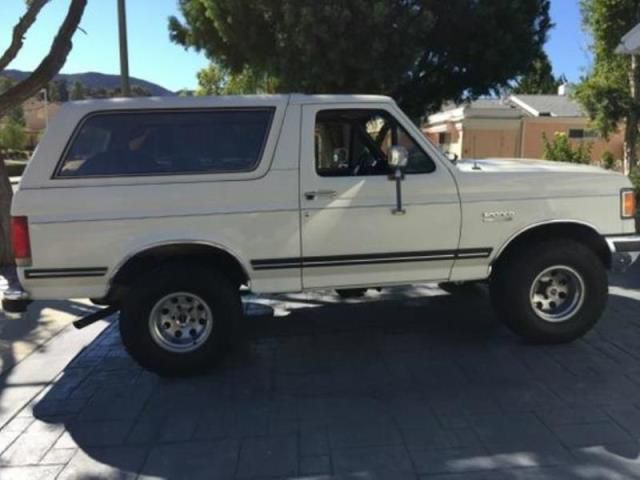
[
  {"xmin": 0, "ymin": 293, "xmax": 98, "ymax": 401},
  {"xmin": 20, "ymin": 271, "xmax": 640, "ymax": 479}
]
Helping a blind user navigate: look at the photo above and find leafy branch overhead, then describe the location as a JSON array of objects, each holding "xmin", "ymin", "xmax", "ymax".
[
  {"xmin": 169, "ymin": 0, "xmax": 552, "ymax": 116},
  {"xmin": 512, "ymin": 51, "xmax": 564, "ymax": 95},
  {"xmin": 574, "ymin": 0, "xmax": 640, "ymax": 173}
]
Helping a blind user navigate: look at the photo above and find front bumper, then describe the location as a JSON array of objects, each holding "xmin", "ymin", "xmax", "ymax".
[{"xmin": 605, "ymin": 235, "xmax": 640, "ymax": 272}]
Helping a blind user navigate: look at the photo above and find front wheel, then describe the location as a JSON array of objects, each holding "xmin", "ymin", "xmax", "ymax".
[
  {"xmin": 490, "ymin": 239, "xmax": 608, "ymax": 344},
  {"xmin": 119, "ymin": 263, "xmax": 242, "ymax": 376}
]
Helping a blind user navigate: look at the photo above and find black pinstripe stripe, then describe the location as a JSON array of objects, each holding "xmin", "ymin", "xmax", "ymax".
[
  {"xmin": 25, "ymin": 267, "xmax": 108, "ymax": 279},
  {"xmin": 251, "ymin": 248, "xmax": 492, "ymax": 271}
]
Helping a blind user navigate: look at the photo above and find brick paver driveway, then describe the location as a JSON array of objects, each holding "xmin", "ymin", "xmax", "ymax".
[{"xmin": 0, "ymin": 264, "xmax": 639, "ymax": 479}]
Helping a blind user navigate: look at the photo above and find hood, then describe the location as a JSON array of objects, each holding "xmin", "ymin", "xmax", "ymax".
[{"xmin": 456, "ymin": 157, "xmax": 615, "ymax": 175}]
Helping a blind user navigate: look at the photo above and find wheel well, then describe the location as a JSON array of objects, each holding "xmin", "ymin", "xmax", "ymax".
[
  {"xmin": 493, "ymin": 223, "xmax": 611, "ymax": 271},
  {"xmin": 107, "ymin": 244, "xmax": 249, "ymax": 302}
]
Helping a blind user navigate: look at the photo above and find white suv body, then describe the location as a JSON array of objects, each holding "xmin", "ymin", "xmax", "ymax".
[{"xmin": 6, "ymin": 94, "xmax": 639, "ymax": 374}]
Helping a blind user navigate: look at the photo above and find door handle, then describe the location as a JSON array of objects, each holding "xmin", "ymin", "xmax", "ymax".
[{"xmin": 304, "ymin": 190, "xmax": 337, "ymax": 200}]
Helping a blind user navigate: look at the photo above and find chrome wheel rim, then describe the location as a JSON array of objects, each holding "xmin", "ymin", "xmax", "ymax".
[
  {"xmin": 529, "ymin": 265, "xmax": 585, "ymax": 323},
  {"xmin": 148, "ymin": 292, "xmax": 213, "ymax": 353}
]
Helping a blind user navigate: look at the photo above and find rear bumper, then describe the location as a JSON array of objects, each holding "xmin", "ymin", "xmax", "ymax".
[
  {"xmin": 605, "ymin": 235, "xmax": 640, "ymax": 272},
  {"xmin": 1, "ymin": 288, "xmax": 31, "ymax": 313},
  {"xmin": 1, "ymin": 267, "xmax": 31, "ymax": 314}
]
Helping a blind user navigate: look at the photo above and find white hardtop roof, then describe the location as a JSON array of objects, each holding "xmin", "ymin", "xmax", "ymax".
[{"xmin": 60, "ymin": 94, "xmax": 396, "ymax": 113}]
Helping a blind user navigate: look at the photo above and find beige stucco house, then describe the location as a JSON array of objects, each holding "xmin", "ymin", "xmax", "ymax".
[
  {"xmin": 422, "ymin": 87, "xmax": 624, "ymax": 165},
  {"xmin": 20, "ymin": 98, "xmax": 62, "ymax": 147}
]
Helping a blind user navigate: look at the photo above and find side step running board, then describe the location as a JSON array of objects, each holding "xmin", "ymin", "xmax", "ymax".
[{"xmin": 73, "ymin": 305, "xmax": 119, "ymax": 329}]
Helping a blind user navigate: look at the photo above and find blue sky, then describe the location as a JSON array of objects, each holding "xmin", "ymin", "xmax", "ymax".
[{"xmin": 0, "ymin": 0, "xmax": 591, "ymax": 92}]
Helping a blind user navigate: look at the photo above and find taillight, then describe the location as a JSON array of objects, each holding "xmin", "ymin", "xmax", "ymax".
[
  {"xmin": 10, "ymin": 216, "xmax": 31, "ymax": 266},
  {"xmin": 622, "ymin": 189, "xmax": 637, "ymax": 219}
]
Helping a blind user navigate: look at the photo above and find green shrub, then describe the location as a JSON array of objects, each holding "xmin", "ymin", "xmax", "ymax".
[
  {"xmin": 601, "ymin": 151, "xmax": 617, "ymax": 170},
  {"xmin": 542, "ymin": 132, "xmax": 592, "ymax": 164},
  {"xmin": 0, "ymin": 149, "xmax": 29, "ymax": 161},
  {"xmin": 0, "ymin": 120, "xmax": 27, "ymax": 150},
  {"xmin": 3, "ymin": 160, "xmax": 27, "ymax": 177}
]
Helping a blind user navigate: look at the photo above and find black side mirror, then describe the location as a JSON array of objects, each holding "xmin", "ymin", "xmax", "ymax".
[{"xmin": 445, "ymin": 151, "xmax": 458, "ymax": 163}]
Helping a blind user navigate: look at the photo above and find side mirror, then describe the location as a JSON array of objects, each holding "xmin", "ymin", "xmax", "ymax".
[
  {"xmin": 388, "ymin": 145, "xmax": 409, "ymax": 171},
  {"xmin": 388, "ymin": 146, "xmax": 408, "ymax": 216},
  {"xmin": 445, "ymin": 151, "xmax": 458, "ymax": 163}
]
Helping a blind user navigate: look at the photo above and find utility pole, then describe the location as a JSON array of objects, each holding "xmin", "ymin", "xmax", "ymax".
[{"xmin": 117, "ymin": 0, "xmax": 130, "ymax": 97}]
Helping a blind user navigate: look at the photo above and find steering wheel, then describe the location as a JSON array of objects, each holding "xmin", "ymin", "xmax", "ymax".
[{"xmin": 353, "ymin": 149, "xmax": 379, "ymax": 176}]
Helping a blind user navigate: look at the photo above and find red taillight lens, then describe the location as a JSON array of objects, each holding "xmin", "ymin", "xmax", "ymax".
[{"xmin": 10, "ymin": 216, "xmax": 31, "ymax": 266}]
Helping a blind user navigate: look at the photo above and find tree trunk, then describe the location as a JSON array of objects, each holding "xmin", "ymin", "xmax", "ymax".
[
  {"xmin": 0, "ymin": 0, "xmax": 87, "ymax": 268},
  {"xmin": 0, "ymin": 0, "xmax": 87, "ymax": 114},
  {"xmin": 625, "ymin": 54, "xmax": 640, "ymax": 175},
  {"xmin": 624, "ymin": 113, "xmax": 638, "ymax": 175},
  {"xmin": 0, "ymin": 159, "xmax": 13, "ymax": 266}
]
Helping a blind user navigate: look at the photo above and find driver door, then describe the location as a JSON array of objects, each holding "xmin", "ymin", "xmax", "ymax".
[{"xmin": 299, "ymin": 104, "xmax": 462, "ymax": 289}]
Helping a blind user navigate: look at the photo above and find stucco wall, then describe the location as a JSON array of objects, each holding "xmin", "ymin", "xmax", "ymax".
[
  {"xmin": 520, "ymin": 117, "xmax": 624, "ymax": 164},
  {"xmin": 22, "ymin": 99, "xmax": 62, "ymax": 132},
  {"xmin": 424, "ymin": 115, "xmax": 625, "ymax": 166}
]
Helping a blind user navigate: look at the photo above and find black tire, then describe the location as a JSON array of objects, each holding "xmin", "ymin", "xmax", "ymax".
[
  {"xmin": 119, "ymin": 262, "xmax": 242, "ymax": 376},
  {"xmin": 490, "ymin": 239, "xmax": 608, "ymax": 344},
  {"xmin": 336, "ymin": 288, "xmax": 367, "ymax": 299}
]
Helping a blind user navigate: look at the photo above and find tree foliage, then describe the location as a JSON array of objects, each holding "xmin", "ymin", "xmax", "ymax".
[
  {"xmin": 511, "ymin": 51, "xmax": 563, "ymax": 94},
  {"xmin": 574, "ymin": 0, "xmax": 640, "ymax": 172},
  {"xmin": 196, "ymin": 63, "xmax": 277, "ymax": 96},
  {"xmin": 0, "ymin": 121, "xmax": 27, "ymax": 150},
  {"xmin": 70, "ymin": 80, "xmax": 86, "ymax": 100},
  {"xmin": 48, "ymin": 79, "xmax": 69, "ymax": 102},
  {"xmin": 0, "ymin": 77, "xmax": 24, "ymax": 125},
  {"xmin": 170, "ymin": 0, "xmax": 552, "ymax": 116}
]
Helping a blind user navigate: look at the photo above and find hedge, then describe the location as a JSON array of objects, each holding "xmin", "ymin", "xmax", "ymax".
[
  {"xmin": 0, "ymin": 149, "xmax": 30, "ymax": 161},
  {"xmin": 3, "ymin": 159, "xmax": 27, "ymax": 177}
]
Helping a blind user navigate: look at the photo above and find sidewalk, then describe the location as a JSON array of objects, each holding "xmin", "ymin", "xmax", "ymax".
[
  {"xmin": 1, "ymin": 273, "xmax": 98, "ymax": 376},
  {"xmin": 0, "ymin": 299, "xmax": 97, "ymax": 376},
  {"xmin": 0, "ymin": 273, "xmax": 638, "ymax": 479}
]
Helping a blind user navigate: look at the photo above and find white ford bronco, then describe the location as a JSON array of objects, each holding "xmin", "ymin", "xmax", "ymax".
[{"xmin": 4, "ymin": 94, "xmax": 640, "ymax": 375}]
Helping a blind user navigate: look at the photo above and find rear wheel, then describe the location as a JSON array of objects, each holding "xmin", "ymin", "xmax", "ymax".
[
  {"xmin": 490, "ymin": 239, "xmax": 608, "ymax": 343},
  {"xmin": 119, "ymin": 263, "xmax": 242, "ymax": 376}
]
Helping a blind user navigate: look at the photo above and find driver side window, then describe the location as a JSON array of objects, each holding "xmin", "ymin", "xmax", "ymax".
[{"xmin": 315, "ymin": 109, "xmax": 435, "ymax": 177}]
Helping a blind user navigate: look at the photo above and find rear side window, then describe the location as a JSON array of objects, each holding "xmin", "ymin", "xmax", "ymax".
[{"xmin": 55, "ymin": 109, "xmax": 274, "ymax": 177}]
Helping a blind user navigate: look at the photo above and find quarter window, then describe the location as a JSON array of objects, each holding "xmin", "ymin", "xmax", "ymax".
[
  {"xmin": 56, "ymin": 109, "xmax": 274, "ymax": 177},
  {"xmin": 315, "ymin": 109, "xmax": 435, "ymax": 177}
]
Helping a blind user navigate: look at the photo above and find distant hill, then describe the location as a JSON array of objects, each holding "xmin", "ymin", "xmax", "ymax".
[{"xmin": 2, "ymin": 70, "xmax": 174, "ymax": 97}]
